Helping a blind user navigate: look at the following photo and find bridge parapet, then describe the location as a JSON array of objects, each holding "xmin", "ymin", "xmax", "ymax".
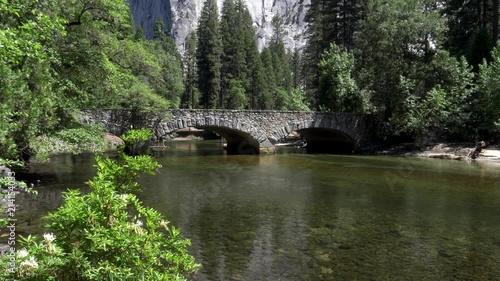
[{"xmin": 81, "ymin": 109, "xmax": 376, "ymax": 154}]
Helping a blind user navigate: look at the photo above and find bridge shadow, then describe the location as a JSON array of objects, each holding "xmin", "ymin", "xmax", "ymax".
[
  {"xmin": 296, "ymin": 128, "xmax": 355, "ymax": 154},
  {"xmin": 198, "ymin": 126, "xmax": 260, "ymax": 155}
]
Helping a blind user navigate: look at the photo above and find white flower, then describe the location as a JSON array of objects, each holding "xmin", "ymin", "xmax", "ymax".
[
  {"xmin": 19, "ymin": 257, "xmax": 39, "ymax": 272},
  {"xmin": 43, "ymin": 233, "xmax": 56, "ymax": 243},
  {"xmin": 128, "ymin": 219, "xmax": 145, "ymax": 235},
  {"xmin": 17, "ymin": 249, "xmax": 29, "ymax": 259},
  {"xmin": 120, "ymin": 194, "xmax": 128, "ymax": 203}
]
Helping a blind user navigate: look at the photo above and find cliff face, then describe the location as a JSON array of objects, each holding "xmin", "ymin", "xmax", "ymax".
[
  {"xmin": 128, "ymin": 0, "xmax": 173, "ymax": 39},
  {"xmin": 128, "ymin": 0, "xmax": 310, "ymax": 51}
]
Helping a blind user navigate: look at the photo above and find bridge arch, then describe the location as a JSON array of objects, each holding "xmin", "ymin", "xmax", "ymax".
[
  {"xmin": 162, "ymin": 116, "xmax": 261, "ymax": 155},
  {"xmin": 296, "ymin": 128, "xmax": 355, "ymax": 153},
  {"xmin": 269, "ymin": 118, "xmax": 358, "ymax": 153},
  {"xmin": 82, "ymin": 109, "xmax": 374, "ymax": 155},
  {"xmin": 196, "ymin": 126, "xmax": 259, "ymax": 155}
]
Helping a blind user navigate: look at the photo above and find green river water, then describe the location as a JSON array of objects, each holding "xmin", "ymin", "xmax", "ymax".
[{"xmin": 17, "ymin": 140, "xmax": 500, "ymax": 280}]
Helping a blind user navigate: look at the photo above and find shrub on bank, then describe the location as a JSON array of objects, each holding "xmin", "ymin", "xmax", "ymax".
[{"xmin": 0, "ymin": 130, "xmax": 200, "ymax": 280}]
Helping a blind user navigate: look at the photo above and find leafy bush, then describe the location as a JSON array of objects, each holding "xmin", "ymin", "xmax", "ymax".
[
  {"xmin": 121, "ymin": 129, "xmax": 153, "ymax": 156},
  {"xmin": 0, "ymin": 130, "xmax": 200, "ymax": 280},
  {"xmin": 31, "ymin": 125, "xmax": 106, "ymax": 162}
]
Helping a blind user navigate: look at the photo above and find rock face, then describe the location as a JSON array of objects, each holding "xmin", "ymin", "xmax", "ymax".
[
  {"xmin": 128, "ymin": 0, "xmax": 310, "ymax": 52},
  {"xmin": 128, "ymin": 0, "xmax": 172, "ymax": 39}
]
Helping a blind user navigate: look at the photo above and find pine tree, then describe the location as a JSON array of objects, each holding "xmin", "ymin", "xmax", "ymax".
[
  {"xmin": 443, "ymin": 0, "xmax": 497, "ymax": 68},
  {"xmin": 303, "ymin": 0, "xmax": 366, "ymax": 108},
  {"xmin": 220, "ymin": 0, "xmax": 238, "ymax": 108},
  {"xmin": 356, "ymin": 0, "xmax": 446, "ymax": 120},
  {"xmin": 260, "ymin": 47, "xmax": 276, "ymax": 109},
  {"xmin": 152, "ymin": 19, "xmax": 184, "ymax": 108},
  {"xmin": 289, "ymin": 48, "xmax": 304, "ymax": 90},
  {"xmin": 237, "ymin": 0, "xmax": 259, "ymax": 94},
  {"xmin": 181, "ymin": 32, "xmax": 199, "ymax": 108},
  {"xmin": 197, "ymin": 0, "xmax": 222, "ymax": 109},
  {"xmin": 269, "ymin": 15, "xmax": 293, "ymax": 108},
  {"xmin": 248, "ymin": 49, "xmax": 269, "ymax": 109},
  {"xmin": 219, "ymin": 0, "xmax": 258, "ymax": 108}
]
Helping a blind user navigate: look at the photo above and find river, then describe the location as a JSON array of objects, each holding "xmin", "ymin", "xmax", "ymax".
[{"xmin": 17, "ymin": 140, "xmax": 500, "ymax": 280}]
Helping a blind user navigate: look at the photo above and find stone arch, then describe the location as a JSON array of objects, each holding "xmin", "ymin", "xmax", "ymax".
[
  {"xmin": 162, "ymin": 117, "xmax": 261, "ymax": 155},
  {"xmin": 297, "ymin": 128, "xmax": 355, "ymax": 153},
  {"xmin": 269, "ymin": 121, "xmax": 356, "ymax": 153}
]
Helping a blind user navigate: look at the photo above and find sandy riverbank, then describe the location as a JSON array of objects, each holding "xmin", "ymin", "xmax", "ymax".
[{"xmin": 375, "ymin": 143, "xmax": 500, "ymax": 162}]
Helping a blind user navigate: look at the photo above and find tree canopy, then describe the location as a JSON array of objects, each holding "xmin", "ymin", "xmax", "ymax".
[{"xmin": 4, "ymin": 0, "xmax": 500, "ymax": 160}]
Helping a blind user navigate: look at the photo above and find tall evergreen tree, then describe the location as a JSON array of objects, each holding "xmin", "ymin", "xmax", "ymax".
[
  {"xmin": 317, "ymin": 43, "xmax": 363, "ymax": 112},
  {"xmin": 151, "ymin": 19, "xmax": 184, "ymax": 108},
  {"xmin": 181, "ymin": 32, "xmax": 199, "ymax": 108},
  {"xmin": 220, "ymin": 0, "xmax": 238, "ymax": 108},
  {"xmin": 219, "ymin": 0, "xmax": 259, "ymax": 108},
  {"xmin": 443, "ymin": 0, "xmax": 498, "ymax": 67},
  {"xmin": 197, "ymin": 0, "xmax": 222, "ymax": 109},
  {"xmin": 356, "ymin": 0, "xmax": 446, "ymax": 123},
  {"xmin": 269, "ymin": 15, "xmax": 293, "ymax": 108},
  {"xmin": 261, "ymin": 47, "xmax": 276, "ymax": 109},
  {"xmin": 303, "ymin": 0, "xmax": 366, "ymax": 108},
  {"xmin": 248, "ymin": 49, "xmax": 270, "ymax": 109},
  {"xmin": 289, "ymin": 48, "xmax": 305, "ymax": 90}
]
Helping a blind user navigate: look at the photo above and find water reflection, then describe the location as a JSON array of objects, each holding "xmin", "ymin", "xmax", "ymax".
[{"xmin": 15, "ymin": 141, "xmax": 500, "ymax": 280}]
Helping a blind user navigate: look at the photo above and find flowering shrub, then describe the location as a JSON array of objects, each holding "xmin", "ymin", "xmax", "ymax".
[{"xmin": 0, "ymin": 130, "xmax": 200, "ymax": 280}]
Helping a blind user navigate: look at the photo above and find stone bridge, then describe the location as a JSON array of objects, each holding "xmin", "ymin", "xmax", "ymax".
[{"xmin": 82, "ymin": 109, "xmax": 376, "ymax": 154}]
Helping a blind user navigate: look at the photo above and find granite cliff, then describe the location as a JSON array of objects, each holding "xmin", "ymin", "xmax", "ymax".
[{"xmin": 128, "ymin": 0, "xmax": 310, "ymax": 52}]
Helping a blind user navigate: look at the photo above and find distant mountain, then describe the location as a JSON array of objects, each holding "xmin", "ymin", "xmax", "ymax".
[{"xmin": 128, "ymin": 0, "xmax": 310, "ymax": 52}]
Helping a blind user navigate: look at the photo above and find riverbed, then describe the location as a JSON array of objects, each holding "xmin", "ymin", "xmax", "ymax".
[{"xmin": 12, "ymin": 140, "xmax": 500, "ymax": 280}]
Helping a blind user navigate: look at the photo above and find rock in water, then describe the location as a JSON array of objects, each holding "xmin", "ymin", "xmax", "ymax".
[{"xmin": 128, "ymin": 0, "xmax": 311, "ymax": 52}]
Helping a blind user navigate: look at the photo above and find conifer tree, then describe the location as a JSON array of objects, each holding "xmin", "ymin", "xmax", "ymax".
[
  {"xmin": 182, "ymin": 32, "xmax": 199, "ymax": 108},
  {"xmin": 443, "ymin": 0, "xmax": 496, "ymax": 68},
  {"xmin": 220, "ymin": 0, "xmax": 242, "ymax": 108},
  {"xmin": 303, "ymin": 0, "xmax": 366, "ymax": 108},
  {"xmin": 261, "ymin": 47, "xmax": 276, "ymax": 109},
  {"xmin": 249, "ymin": 48, "xmax": 271, "ymax": 109},
  {"xmin": 220, "ymin": 0, "xmax": 258, "ymax": 108},
  {"xmin": 269, "ymin": 15, "xmax": 293, "ymax": 108},
  {"xmin": 197, "ymin": 0, "xmax": 222, "ymax": 109}
]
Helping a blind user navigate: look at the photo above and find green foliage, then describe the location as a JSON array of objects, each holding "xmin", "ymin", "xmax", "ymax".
[
  {"xmin": 31, "ymin": 125, "xmax": 106, "ymax": 162},
  {"xmin": 356, "ymin": 0, "xmax": 446, "ymax": 120},
  {"xmin": 121, "ymin": 129, "xmax": 153, "ymax": 146},
  {"xmin": 466, "ymin": 28, "xmax": 494, "ymax": 70},
  {"xmin": 0, "ymin": 130, "xmax": 200, "ymax": 280},
  {"xmin": 181, "ymin": 32, "xmax": 200, "ymax": 109},
  {"xmin": 443, "ymin": 0, "xmax": 497, "ymax": 68},
  {"xmin": 225, "ymin": 80, "xmax": 248, "ymax": 109},
  {"xmin": 0, "ymin": 0, "xmax": 67, "ymax": 160},
  {"xmin": 390, "ymin": 82, "xmax": 450, "ymax": 139},
  {"xmin": 390, "ymin": 52, "xmax": 475, "ymax": 140},
  {"xmin": 270, "ymin": 17, "xmax": 293, "ymax": 94},
  {"xmin": 303, "ymin": 0, "xmax": 365, "ymax": 102},
  {"xmin": 219, "ymin": 0, "xmax": 260, "ymax": 109},
  {"xmin": 121, "ymin": 129, "xmax": 154, "ymax": 156},
  {"xmin": 0, "ymin": 0, "xmax": 182, "ymax": 161},
  {"xmin": 197, "ymin": 0, "xmax": 222, "ymax": 109},
  {"xmin": 260, "ymin": 48, "xmax": 276, "ymax": 109},
  {"xmin": 283, "ymin": 89, "xmax": 311, "ymax": 111},
  {"xmin": 318, "ymin": 43, "xmax": 365, "ymax": 112},
  {"xmin": 478, "ymin": 47, "xmax": 500, "ymax": 132}
]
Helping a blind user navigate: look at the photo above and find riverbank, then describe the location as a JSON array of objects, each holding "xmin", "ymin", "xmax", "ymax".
[{"xmin": 375, "ymin": 142, "xmax": 500, "ymax": 162}]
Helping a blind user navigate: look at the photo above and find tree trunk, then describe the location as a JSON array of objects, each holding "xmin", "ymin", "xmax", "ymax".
[{"xmin": 493, "ymin": 0, "xmax": 499, "ymax": 45}]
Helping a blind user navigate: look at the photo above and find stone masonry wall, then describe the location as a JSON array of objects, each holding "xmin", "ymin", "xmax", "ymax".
[{"xmin": 81, "ymin": 109, "xmax": 375, "ymax": 148}]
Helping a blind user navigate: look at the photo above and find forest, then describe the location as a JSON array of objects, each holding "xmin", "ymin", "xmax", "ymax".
[{"xmin": 2, "ymin": 0, "xmax": 500, "ymax": 161}]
